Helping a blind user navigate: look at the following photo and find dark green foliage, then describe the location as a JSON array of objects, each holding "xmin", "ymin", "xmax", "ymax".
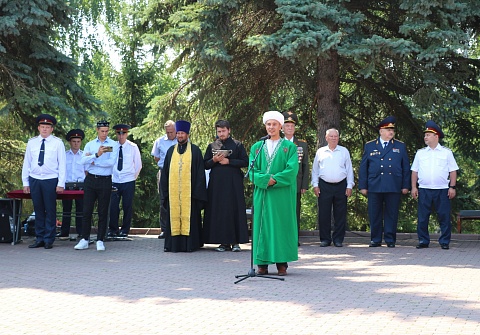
[{"xmin": 0, "ymin": 0, "xmax": 99, "ymax": 134}]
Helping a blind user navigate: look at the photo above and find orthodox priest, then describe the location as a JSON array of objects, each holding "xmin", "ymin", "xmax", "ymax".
[
  {"xmin": 160, "ymin": 120, "xmax": 207, "ymax": 252},
  {"xmin": 249, "ymin": 111, "xmax": 299, "ymax": 276},
  {"xmin": 203, "ymin": 119, "xmax": 249, "ymax": 252}
]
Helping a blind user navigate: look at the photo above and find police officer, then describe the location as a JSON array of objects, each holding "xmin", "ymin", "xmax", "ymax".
[
  {"xmin": 282, "ymin": 111, "xmax": 309, "ymax": 246},
  {"xmin": 411, "ymin": 121, "xmax": 458, "ymax": 250},
  {"xmin": 108, "ymin": 124, "xmax": 142, "ymax": 237},
  {"xmin": 359, "ymin": 116, "xmax": 410, "ymax": 247},
  {"xmin": 22, "ymin": 114, "xmax": 66, "ymax": 249},
  {"xmin": 58, "ymin": 129, "xmax": 87, "ymax": 240}
]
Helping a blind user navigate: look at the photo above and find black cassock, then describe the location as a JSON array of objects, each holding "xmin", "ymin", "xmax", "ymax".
[
  {"xmin": 203, "ymin": 137, "xmax": 249, "ymax": 245},
  {"xmin": 161, "ymin": 142, "xmax": 207, "ymax": 252}
]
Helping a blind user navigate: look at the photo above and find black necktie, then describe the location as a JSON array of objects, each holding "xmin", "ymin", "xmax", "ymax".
[
  {"xmin": 118, "ymin": 145, "xmax": 123, "ymax": 171},
  {"xmin": 383, "ymin": 141, "xmax": 388, "ymax": 149},
  {"xmin": 38, "ymin": 139, "xmax": 45, "ymax": 166}
]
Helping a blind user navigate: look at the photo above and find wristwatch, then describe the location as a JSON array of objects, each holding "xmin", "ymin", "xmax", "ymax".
[
  {"xmin": 95, "ymin": 153, "xmax": 99, "ymax": 158},
  {"xmin": 449, "ymin": 185, "xmax": 456, "ymax": 189}
]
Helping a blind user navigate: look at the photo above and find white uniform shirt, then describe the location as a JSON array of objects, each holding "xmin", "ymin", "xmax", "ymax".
[
  {"xmin": 311, "ymin": 145, "xmax": 354, "ymax": 189},
  {"xmin": 151, "ymin": 135, "xmax": 177, "ymax": 169},
  {"xmin": 112, "ymin": 140, "xmax": 142, "ymax": 183},
  {"xmin": 65, "ymin": 149, "xmax": 87, "ymax": 182},
  {"xmin": 411, "ymin": 144, "xmax": 458, "ymax": 189},
  {"xmin": 22, "ymin": 134, "xmax": 66, "ymax": 187}
]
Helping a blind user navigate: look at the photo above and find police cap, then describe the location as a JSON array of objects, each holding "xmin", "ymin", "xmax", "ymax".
[
  {"xmin": 424, "ymin": 120, "xmax": 444, "ymax": 139},
  {"xmin": 282, "ymin": 111, "xmax": 299, "ymax": 124},
  {"xmin": 36, "ymin": 114, "xmax": 57, "ymax": 125},
  {"xmin": 113, "ymin": 124, "xmax": 131, "ymax": 134},
  {"xmin": 377, "ymin": 116, "xmax": 396, "ymax": 129},
  {"xmin": 66, "ymin": 129, "xmax": 85, "ymax": 141}
]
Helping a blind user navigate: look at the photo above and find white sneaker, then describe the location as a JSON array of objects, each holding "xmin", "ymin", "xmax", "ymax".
[
  {"xmin": 96, "ymin": 240, "xmax": 105, "ymax": 251},
  {"xmin": 74, "ymin": 239, "xmax": 89, "ymax": 250}
]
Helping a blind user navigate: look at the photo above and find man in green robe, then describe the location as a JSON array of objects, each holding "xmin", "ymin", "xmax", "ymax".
[{"xmin": 249, "ymin": 111, "xmax": 299, "ymax": 276}]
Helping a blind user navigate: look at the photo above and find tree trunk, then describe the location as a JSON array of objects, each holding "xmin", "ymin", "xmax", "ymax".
[{"xmin": 316, "ymin": 50, "xmax": 340, "ymax": 148}]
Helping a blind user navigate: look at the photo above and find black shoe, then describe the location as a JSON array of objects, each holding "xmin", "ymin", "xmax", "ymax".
[
  {"xmin": 44, "ymin": 243, "xmax": 53, "ymax": 249},
  {"xmin": 117, "ymin": 232, "xmax": 128, "ymax": 238},
  {"xmin": 29, "ymin": 241, "xmax": 45, "ymax": 248},
  {"xmin": 369, "ymin": 242, "xmax": 382, "ymax": 247},
  {"xmin": 158, "ymin": 232, "xmax": 165, "ymax": 239},
  {"xmin": 334, "ymin": 242, "xmax": 343, "ymax": 247},
  {"xmin": 107, "ymin": 231, "xmax": 118, "ymax": 238},
  {"xmin": 320, "ymin": 241, "xmax": 331, "ymax": 247},
  {"xmin": 387, "ymin": 243, "xmax": 395, "ymax": 248},
  {"xmin": 440, "ymin": 243, "xmax": 449, "ymax": 250},
  {"xmin": 416, "ymin": 243, "xmax": 429, "ymax": 249}
]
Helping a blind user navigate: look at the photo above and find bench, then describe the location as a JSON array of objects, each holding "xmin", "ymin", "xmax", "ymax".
[{"xmin": 456, "ymin": 210, "xmax": 480, "ymax": 233}]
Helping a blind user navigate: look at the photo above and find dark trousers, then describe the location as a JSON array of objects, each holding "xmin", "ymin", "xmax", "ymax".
[
  {"xmin": 109, "ymin": 180, "xmax": 136, "ymax": 234},
  {"xmin": 417, "ymin": 188, "xmax": 451, "ymax": 245},
  {"xmin": 81, "ymin": 174, "xmax": 112, "ymax": 241},
  {"xmin": 296, "ymin": 192, "xmax": 301, "ymax": 232},
  {"xmin": 61, "ymin": 199, "xmax": 83, "ymax": 236},
  {"xmin": 317, "ymin": 179, "xmax": 347, "ymax": 244},
  {"xmin": 368, "ymin": 192, "xmax": 401, "ymax": 243},
  {"xmin": 29, "ymin": 177, "xmax": 58, "ymax": 244},
  {"xmin": 158, "ymin": 169, "xmax": 167, "ymax": 232}
]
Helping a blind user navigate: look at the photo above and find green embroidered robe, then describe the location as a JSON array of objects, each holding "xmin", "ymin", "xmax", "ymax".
[{"xmin": 249, "ymin": 138, "xmax": 299, "ymax": 265}]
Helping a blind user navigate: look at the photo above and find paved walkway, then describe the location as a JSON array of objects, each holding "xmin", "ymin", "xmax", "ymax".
[{"xmin": 1, "ymin": 233, "xmax": 479, "ymax": 335}]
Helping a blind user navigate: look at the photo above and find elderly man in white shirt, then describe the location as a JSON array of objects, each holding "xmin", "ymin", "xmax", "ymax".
[
  {"xmin": 108, "ymin": 124, "xmax": 142, "ymax": 238},
  {"xmin": 311, "ymin": 128, "xmax": 354, "ymax": 247}
]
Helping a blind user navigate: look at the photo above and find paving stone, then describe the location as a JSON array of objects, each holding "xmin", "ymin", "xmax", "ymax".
[{"xmin": 0, "ymin": 234, "xmax": 479, "ymax": 335}]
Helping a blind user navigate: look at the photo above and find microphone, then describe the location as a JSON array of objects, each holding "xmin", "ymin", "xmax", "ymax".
[{"xmin": 259, "ymin": 134, "xmax": 271, "ymax": 141}]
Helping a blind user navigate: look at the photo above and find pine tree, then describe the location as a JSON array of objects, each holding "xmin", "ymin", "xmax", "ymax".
[
  {"xmin": 0, "ymin": 0, "xmax": 98, "ymax": 133},
  {"xmin": 144, "ymin": 0, "xmax": 480, "ymax": 150}
]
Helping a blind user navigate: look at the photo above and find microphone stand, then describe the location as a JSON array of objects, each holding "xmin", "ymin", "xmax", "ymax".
[{"xmin": 235, "ymin": 137, "xmax": 284, "ymax": 284}]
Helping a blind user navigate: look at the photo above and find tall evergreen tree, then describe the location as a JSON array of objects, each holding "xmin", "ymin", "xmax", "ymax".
[
  {"xmin": 0, "ymin": 0, "xmax": 98, "ymax": 132},
  {"xmin": 144, "ymin": 0, "xmax": 480, "ymax": 150}
]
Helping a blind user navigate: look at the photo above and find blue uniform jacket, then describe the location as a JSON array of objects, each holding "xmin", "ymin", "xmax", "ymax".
[{"xmin": 359, "ymin": 138, "xmax": 410, "ymax": 193}]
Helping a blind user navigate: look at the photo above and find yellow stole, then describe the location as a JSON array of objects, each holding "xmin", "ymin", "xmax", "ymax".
[{"xmin": 168, "ymin": 142, "xmax": 192, "ymax": 236}]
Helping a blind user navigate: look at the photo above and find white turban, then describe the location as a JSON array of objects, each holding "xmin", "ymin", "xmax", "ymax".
[{"xmin": 262, "ymin": 111, "xmax": 284, "ymax": 126}]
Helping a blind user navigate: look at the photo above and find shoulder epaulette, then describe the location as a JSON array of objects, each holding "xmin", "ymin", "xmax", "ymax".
[
  {"xmin": 366, "ymin": 139, "xmax": 376, "ymax": 144},
  {"xmin": 298, "ymin": 139, "xmax": 307, "ymax": 143},
  {"xmin": 28, "ymin": 136, "xmax": 38, "ymax": 142},
  {"xmin": 394, "ymin": 139, "xmax": 404, "ymax": 144}
]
